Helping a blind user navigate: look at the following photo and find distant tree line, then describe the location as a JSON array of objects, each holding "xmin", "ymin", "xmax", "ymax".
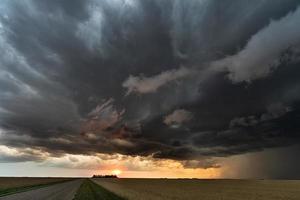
[{"xmin": 92, "ymin": 174, "xmax": 118, "ymax": 178}]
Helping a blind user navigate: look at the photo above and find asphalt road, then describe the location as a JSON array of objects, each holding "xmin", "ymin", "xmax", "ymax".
[{"xmin": 0, "ymin": 179, "xmax": 82, "ymax": 200}]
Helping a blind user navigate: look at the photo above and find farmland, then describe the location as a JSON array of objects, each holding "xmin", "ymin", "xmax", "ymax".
[
  {"xmin": 0, "ymin": 177, "xmax": 72, "ymax": 196},
  {"xmin": 93, "ymin": 178, "xmax": 300, "ymax": 200},
  {"xmin": 1, "ymin": 178, "xmax": 300, "ymax": 200}
]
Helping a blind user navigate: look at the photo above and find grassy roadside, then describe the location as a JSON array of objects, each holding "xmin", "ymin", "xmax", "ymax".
[
  {"xmin": 0, "ymin": 179, "xmax": 73, "ymax": 197},
  {"xmin": 74, "ymin": 179, "xmax": 125, "ymax": 200}
]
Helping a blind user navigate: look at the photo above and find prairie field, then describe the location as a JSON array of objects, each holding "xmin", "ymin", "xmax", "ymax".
[{"xmin": 93, "ymin": 178, "xmax": 300, "ymax": 200}]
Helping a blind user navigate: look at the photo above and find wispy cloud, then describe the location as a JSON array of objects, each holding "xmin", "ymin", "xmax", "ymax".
[
  {"xmin": 122, "ymin": 67, "xmax": 192, "ymax": 95},
  {"xmin": 164, "ymin": 109, "xmax": 193, "ymax": 126},
  {"xmin": 212, "ymin": 6, "xmax": 300, "ymax": 82}
]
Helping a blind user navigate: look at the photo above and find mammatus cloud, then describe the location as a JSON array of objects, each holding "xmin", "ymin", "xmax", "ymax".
[
  {"xmin": 122, "ymin": 67, "xmax": 192, "ymax": 95},
  {"xmin": 212, "ymin": 6, "xmax": 300, "ymax": 82},
  {"xmin": 163, "ymin": 109, "xmax": 193, "ymax": 127}
]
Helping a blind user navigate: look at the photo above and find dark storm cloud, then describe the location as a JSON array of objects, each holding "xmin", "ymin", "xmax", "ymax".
[{"xmin": 1, "ymin": 0, "xmax": 300, "ymax": 175}]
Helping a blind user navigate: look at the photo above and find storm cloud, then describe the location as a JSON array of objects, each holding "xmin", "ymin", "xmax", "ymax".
[{"xmin": 0, "ymin": 0, "xmax": 300, "ymax": 177}]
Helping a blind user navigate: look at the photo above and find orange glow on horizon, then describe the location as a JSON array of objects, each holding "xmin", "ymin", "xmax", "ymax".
[
  {"xmin": 117, "ymin": 168, "xmax": 221, "ymax": 179},
  {"xmin": 112, "ymin": 169, "xmax": 122, "ymax": 176},
  {"xmin": 93, "ymin": 167, "xmax": 221, "ymax": 179}
]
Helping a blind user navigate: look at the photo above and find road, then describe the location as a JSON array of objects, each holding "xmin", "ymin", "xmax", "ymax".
[{"xmin": 0, "ymin": 179, "xmax": 82, "ymax": 200}]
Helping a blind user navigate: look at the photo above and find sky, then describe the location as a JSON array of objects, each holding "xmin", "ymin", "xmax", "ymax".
[{"xmin": 0, "ymin": 0, "xmax": 300, "ymax": 179}]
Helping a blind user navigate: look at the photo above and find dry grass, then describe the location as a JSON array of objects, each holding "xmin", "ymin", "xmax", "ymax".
[
  {"xmin": 93, "ymin": 178, "xmax": 300, "ymax": 200},
  {"xmin": 0, "ymin": 177, "xmax": 71, "ymax": 190},
  {"xmin": 74, "ymin": 179, "xmax": 124, "ymax": 200}
]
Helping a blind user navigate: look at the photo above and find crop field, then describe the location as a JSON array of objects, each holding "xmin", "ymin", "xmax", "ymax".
[
  {"xmin": 0, "ymin": 177, "xmax": 72, "ymax": 196},
  {"xmin": 93, "ymin": 178, "xmax": 300, "ymax": 200},
  {"xmin": 1, "ymin": 178, "xmax": 300, "ymax": 200}
]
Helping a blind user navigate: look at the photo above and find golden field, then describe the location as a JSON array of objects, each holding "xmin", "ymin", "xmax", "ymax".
[{"xmin": 93, "ymin": 178, "xmax": 300, "ymax": 200}]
